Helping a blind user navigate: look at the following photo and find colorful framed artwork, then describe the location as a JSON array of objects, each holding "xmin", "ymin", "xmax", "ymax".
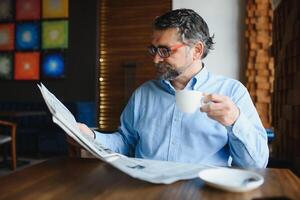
[
  {"xmin": 0, "ymin": 0, "xmax": 14, "ymax": 22},
  {"xmin": 42, "ymin": 52, "xmax": 65, "ymax": 78},
  {"xmin": 0, "ymin": 0, "xmax": 69, "ymax": 82},
  {"xmin": 0, "ymin": 53, "xmax": 13, "ymax": 80},
  {"xmin": 14, "ymin": 52, "xmax": 40, "ymax": 80},
  {"xmin": 42, "ymin": 20, "xmax": 68, "ymax": 49},
  {"xmin": 16, "ymin": 0, "xmax": 41, "ymax": 20},
  {"xmin": 16, "ymin": 22, "xmax": 40, "ymax": 50},
  {"xmin": 42, "ymin": 0, "xmax": 68, "ymax": 19},
  {"xmin": 0, "ymin": 23, "xmax": 14, "ymax": 51}
]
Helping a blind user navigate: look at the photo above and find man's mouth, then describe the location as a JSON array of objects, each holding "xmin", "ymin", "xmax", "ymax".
[
  {"xmin": 155, "ymin": 62, "xmax": 180, "ymax": 80},
  {"xmin": 156, "ymin": 63, "xmax": 172, "ymax": 72},
  {"xmin": 157, "ymin": 66, "xmax": 168, "ymax": 74}
]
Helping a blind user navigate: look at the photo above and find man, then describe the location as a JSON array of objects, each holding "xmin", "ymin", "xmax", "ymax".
[{"xmin": 79, "ymin": 8, "xmax": 269, "ymax": 168}]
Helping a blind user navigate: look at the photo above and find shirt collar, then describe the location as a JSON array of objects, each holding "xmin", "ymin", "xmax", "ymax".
[
  {"xmin": 160, "ymin": 79, "xmax": 176, "ymax": 94},
  {"xmin": 191, "ymin": 64, "xmax": 209, "ymax": 90}
]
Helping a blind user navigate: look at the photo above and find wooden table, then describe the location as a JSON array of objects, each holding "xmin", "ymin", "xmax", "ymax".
[{"xmin": 0, "ymin": 157, "xmax": 299, "ymax": 200}]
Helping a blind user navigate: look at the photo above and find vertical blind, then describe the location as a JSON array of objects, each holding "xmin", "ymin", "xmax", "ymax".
[{"xmin": 98, "ymin": 0, "xmax": 171, "ymax": 131}]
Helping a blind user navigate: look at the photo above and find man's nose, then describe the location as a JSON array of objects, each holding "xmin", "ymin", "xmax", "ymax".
[{"xmin": 153, "ymin": 53, "xmax": 164, "ymax": 64}]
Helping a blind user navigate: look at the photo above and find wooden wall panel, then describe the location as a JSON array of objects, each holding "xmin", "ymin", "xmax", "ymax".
[
  {"xmin": 98, "ymin": 0, "xmax": 171, "ymax": 131},
  {"xmin": 272, "ymin": 0, "xmax": 300, "ymax": 175},
  {"xmin": 245, "ymin": 0, "xmax": 274, "ymax": 128}
]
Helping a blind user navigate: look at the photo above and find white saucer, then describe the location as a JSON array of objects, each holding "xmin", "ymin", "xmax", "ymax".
[{"xmin": 198, "ymin": 168, "xmax": 264, "ymax": 192}]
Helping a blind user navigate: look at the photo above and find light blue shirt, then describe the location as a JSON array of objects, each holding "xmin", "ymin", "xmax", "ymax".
[{"xmin": 95, "ymin": 66, "xmax": 269, "ymax": 168}]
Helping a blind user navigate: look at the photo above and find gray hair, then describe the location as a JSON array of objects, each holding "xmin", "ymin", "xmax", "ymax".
[{"xmin": 153, "ymin": 9, "xmax": 214, "ymax": 59}]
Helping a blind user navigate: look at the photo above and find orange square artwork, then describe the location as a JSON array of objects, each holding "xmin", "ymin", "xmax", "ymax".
[{"xmin": 14, "ymin": 52, "xmax": 40, "ymax": 80}]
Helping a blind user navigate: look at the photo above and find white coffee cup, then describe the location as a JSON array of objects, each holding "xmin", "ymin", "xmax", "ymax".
[{"xmin": 175, "ymin": 90, "xmax": 204, "ymax": 113}]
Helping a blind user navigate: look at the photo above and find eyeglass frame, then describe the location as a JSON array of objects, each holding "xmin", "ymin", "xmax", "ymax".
[{"xmin": 147, "ymin": 43, "xmax": 186, "ymax": 58}]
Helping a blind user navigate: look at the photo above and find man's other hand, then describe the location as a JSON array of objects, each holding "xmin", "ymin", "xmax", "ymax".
[
  {"xmin": 200, "ymin": 94, "xmax": 240, "ymax": 126},
  {"xmin": 77, "ymin": 122, "xmax": 95, "ymax": 138}
]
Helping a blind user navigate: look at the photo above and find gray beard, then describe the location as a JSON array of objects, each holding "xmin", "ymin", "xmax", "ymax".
[{"xmin": 155, "ymin": 62, "xmax": 180, "ymax": 80}]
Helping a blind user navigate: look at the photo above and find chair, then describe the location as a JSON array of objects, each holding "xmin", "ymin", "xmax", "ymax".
[{"xmin": 0, "ymin": 120, "xmax": 17, "ymax": 170}]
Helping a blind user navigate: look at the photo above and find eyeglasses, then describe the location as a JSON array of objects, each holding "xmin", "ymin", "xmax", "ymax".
[{"xmin": 147, "ymin": 44, "xmax": 185, "ymax": 58}]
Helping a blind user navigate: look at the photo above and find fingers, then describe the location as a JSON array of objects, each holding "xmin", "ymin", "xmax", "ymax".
[
  {"xmin": 203, "ymin": 93, "xmax": 228, "ymax": 103},
  {"xmin": 200, "ymin": 94, "xmax": 240, "ymax": 126},
  {"xmin": 200, "ymin": 102, "xmax": 228, "ymax": 114},
  {"xmin": 77, "ymin": 122, "xmax": 94, "ymax": 137},
  {"xmin": 77, "ymin": 122, "xmax": 87, "ymax": 129},
  {"xmin": 200, "ymin": 102, "xmax": 209, "ymax": 112}
]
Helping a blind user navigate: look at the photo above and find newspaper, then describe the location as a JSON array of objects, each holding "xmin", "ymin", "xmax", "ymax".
[{"xmin": 38, "ymin": 83, "xmax": 212, "ymax": 184}]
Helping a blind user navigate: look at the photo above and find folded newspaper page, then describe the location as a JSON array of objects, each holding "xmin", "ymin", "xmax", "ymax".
[{"xmin": 38, "ymin": 83, "xmax": 212, "ymax": 184}]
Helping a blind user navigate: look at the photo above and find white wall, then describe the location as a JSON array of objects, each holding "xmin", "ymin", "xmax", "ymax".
[{"xmin": 173, "ymin": 0, "xmax": 245, "ymax": 81}]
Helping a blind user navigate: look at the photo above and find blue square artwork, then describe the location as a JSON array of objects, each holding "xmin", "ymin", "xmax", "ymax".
[
  {"xmin": 16, "ymin": 22, "xmax": 40, "ymax": 50},
  {"xmin": 42, "ymin": 52, "xmax": 65, "ymax": 78}
]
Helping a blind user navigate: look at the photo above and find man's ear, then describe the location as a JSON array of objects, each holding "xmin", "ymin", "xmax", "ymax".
[{"xmin": 193, "ymin": 42, "xmax": 204, "ymax": 60}]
